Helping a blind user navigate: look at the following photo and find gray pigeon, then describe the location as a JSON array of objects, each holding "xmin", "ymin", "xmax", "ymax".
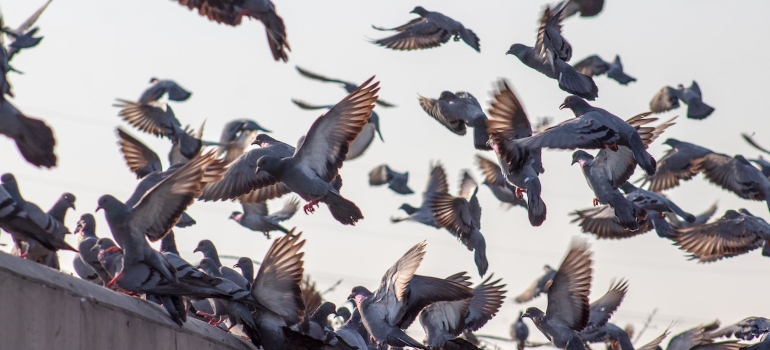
[
  {"xmin": 112, "ymin": 99, "xmax": 201, "ymax": 159},
  {"xmin": 138, "ymin": 78, "xmax": 192, "ymax": 103},
  {"xmin": 291, "ymin": 98, "xmax": 384, "ymax": 160},
  {"xmin": 193, "ymin": 239, "xmax": 251, "ymax": 287},
  {"xmin": 475, "ymin": 155, "xmax": 528, "ymax": 210},
  {"xmin": 73, "ymin": 214, "xmax": 103, "ymax": 284},
  {"xmin": 514, "ymin": 265, "xmax": 556, "ymax": 303},
  {"xmin": 296, "ymin": 66, "xmax": 396, "ymax": 107},
  {"xmin": 429, "ymin": 169, "xmax": 488, "ymax": 277},
  {"xmin": 28, "ymin": 192, "xmax": 75, "ymax": 269},
  {"xmin": 230, "ymin": 197, "xmax": 299, "ymax": 238},
  {"xmin": 296, "ymin": 301, "xmax": 338, "ymax": 342},
  {"xmin": 573, "ymin": 55, "xmax": 636, "ymax": 85},
  {"xmin": 522, "ymin": 238, "xmax": 593, "ymax": 350},
  {"xmin": 418, "ymin": 91, "xmax": 491, "ymax": 151},
  {"xmin": 507, "ymin": 44, "xmax": 598, "ymax": 100},
  {"xmin": 348, "ymin": 240, "xmax": 474, "ymax": 350},
  {"xmin": 691, "ymin": 154, "xmax": 770, "ymax": 210},
  {"xmin": 578, "ymin": 280, "xmax": 628, "ymax": 341},
  {"xmin": 485, "ymin": 79, "xmax": 547, "ymax": 226},
  {"xmin": 217, "ymin": 119, "xmax": 271, "ymax": 163},
  {"xmin": 233, "ymin": 257, "xmax": 255, "ymax": 289},
  {"xmin": 392, "ymin": 162, "xmax": 448, "ymax": 228},
  {"xmin": 197, "ymin": 258, "xmax": 259, "ymax": 333},
  {"xmin": 372, "ymin": 6, "xmax": 480, "ymax": 52},
  {"xmin": 672, "ymin": 209, "xmax": 770, "ymax": 263},
  {"xmin": 0, "ymin": 99, "xmax": 57, "ymax": 168},
  {"xmin": 250, "ymin": 77, "xmax": 379, "ymax": 225},
  {"xmin": 170, "ymin": 0, "xmax": 290, "ymax": 62},
  {"xmin": 419, "ymin": 273, "xmax": 506, "ymax": 349},
  {"xmin": 368, "ymin": 164, "xmax": 414, "ymax": 195},
  {"xmin": 3, "ymin": 0, "xmax": 52, "ymax": 61},
  {"xmin": 638, "ymin": 138, "xmax": 713, "ymax": 192},
  {"xmin": 665, "ymin": 321, "xmax": 736, "ymax": 350},
  {"xmin": 536, "ymin": 2, "xmax": 573, "ymax": 73},
  {"xmin": 334, "ymin": 308, "xmax": 371, "ymax": 350},
  {"xmin": 708, "ymin": 317, "xmax": 770, "ymax": 341},
  {"xmin": 558, "ymin": 0, "xmax": 605, "ymax": 18},
  {"xmin": 667, "ymin": 202, "xmax": 718, "ymax": 229},
  {"xmin": 512, "ymin": 311, "xmax": 529, "ymax": 350},
  {"xmin": 585, "ymin": 323, "xmax": 669, "ymax": 350},
  {"xmin": 650, "ymin": 81, "xmax": 714, "ymax": 120},
  {"xmin": 93, "ymin": 237, "xmax": 123, "ymax": 279}
]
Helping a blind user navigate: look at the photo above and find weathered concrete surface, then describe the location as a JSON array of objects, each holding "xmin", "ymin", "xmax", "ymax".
[{"xmin": 0, "ymin": 251, "xmax": 257, "ymax": 350}]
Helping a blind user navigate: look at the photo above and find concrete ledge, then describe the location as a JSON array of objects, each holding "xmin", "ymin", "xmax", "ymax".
[{"xmin": 0, "ymin": 251, "xmax": 257, "ymax": 350}]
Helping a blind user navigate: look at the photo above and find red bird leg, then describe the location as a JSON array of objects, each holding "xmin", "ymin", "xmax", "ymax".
[
  {"xmin": 19, "ymin": 252, "xmax": 29, "ymax": 259},
  {"xmin": 515, "ymin": 187, "xmax": 526, "ymax": 200},
  {"xmin": 593, "ymin": 198, "xmax": 600, "ymax": 206},
  {"xmin": 303, "ymin": 198, "xmax": 321, "ymax": 214},
  {"xmin": 106, "ymin": 271, "xmax": 123, "ymax": 289},
  {"xmin": 605, "ymin": 143, "xmax": 618, "ymax": 151}
]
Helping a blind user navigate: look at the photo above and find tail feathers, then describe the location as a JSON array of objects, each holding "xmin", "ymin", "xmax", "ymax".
[
  {"xmin": 687, "ymin": 100, "xmax": 715, "ymax": 120},
  {"xmin": 323, "ymin": 192, "xmax": 363, "ymax": 225},
  {"xmin": 473, "ymin": 236, "xmax": 488, "ymax": 277},
  {"xmin": 459, "ymin": 28, "xmax": 481, "ymax": 52},
  {"xmin": 159, "ymin": 295, "xmax": 186, "ymax": 327},
  {"xmin": 472, "ymin": 118, "xmax": 491, "ymax": 150},
  {"xmin": 517, "ymin": 340, "xmax": 525, "ymax": 350},
  {"xmin": 608, "ymin": 71, "xmax": 636, "ymax": 85},
  {"xmin": 234, "ymin": 303, "xmax": 257, "ymax": 329},
  {"xmin": 446, "ymin": 338, "xmax": 482, "ymax": 350},
  {"xmin": 387, "ymin": 329, "xmax": 428, "ymax": 350},
  {"xmin": 558, "ymin": 66, "xmax": 599, "ymax": 101},
  {"xmin": 264, "ymin": 12, "xmax": 290, "ymax": 62},
  {"xmin": 526, "ymin": 179, "xmax": 547, "ymax": 227},
  {"xmin": 15, "ymin": 114, "xmax": 57, "ymax": 168},
  {"xmin": 175, "ymin": 212, "xmax": 196, "ymax": 228}
]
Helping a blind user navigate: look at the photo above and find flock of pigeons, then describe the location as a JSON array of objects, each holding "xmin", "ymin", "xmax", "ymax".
[{"xmin": 0, "ymin": 0, "xmax": 769, "ymax": 350}]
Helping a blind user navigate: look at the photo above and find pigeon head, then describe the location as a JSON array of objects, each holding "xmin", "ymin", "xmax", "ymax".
[
  {"xmin": 75, "ymin": 214, "xmax": 96, "ymax": 237},
  {"xmin": 149, "ymin": 77, "xmax": 159, "ymax": 83},
  {"xmin": 399, "ymin": 203, "xmax": 418, "ymax": 215},
  {"xmin": 521, "ymin": 307, "xmax": 545, "ymax": 320},
  {"xmin": 241, "ymin": 119, "xmax": 271, "ymax": 133},
  {"xmin": 193, "ymin": 239, "xmax": 216, "ymax": 256},
  {"xmin": 571, "ymin": 150, "xmax": 594, "ymax": 167},
  {"xmin": 229, "ymin": 211, "xmax": 242, "ymax": 222},
  {"xmin": 196, "ymin": 257, "xmax": 219, "ymax": 274},
  {"xmin": 256, "ymin": 155, "xmax": 282, "ymax": 174},
  {"xmin": 234, "ymin": 257, "xmax": 252, "ymax": 269},
  {"xmin": 543, "ymin": 264, "xmax": 554, "ymax": 272},
  {"xmin": 61, "ymin": 192, "xmax": 76, "ymax": 210},
  {"xmin": 662, "ymin": 138, "xmax": 680, "ymax": 147},
  {"xmin": 312, "ymin": 302, "xmax": 338, "ymax": 322},
  {"xmin": 95, "ymin": 195, "xmax": 129, "ymax": 219},
  {"xmin": 410, "ymin": 6, "xmax": 428, "ymax": 16},
  {"xmin": 506, "ymin": 44, "xmax": 530, "ymax": 58},
  {"xmin": 336, "ymin": 306, "xmax": 352, "ymax": 323},
  {"xmin": 347, "ymin": 286, "xmax": 374, "ymax": 304},
  {"xmin": 1, "ymin": 173, "xmax": 17, "ymax": 185},
  {"xmin": 559, "ymin": 95, "xmax": 591, "ymax": 116}
]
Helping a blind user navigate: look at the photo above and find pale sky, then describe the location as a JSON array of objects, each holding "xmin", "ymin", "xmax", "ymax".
[{"xmin": 2, "ymin": 0, "xmax": 769, "ymax": 348}]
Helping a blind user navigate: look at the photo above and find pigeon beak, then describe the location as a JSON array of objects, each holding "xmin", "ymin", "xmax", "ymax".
[
  {"xmin": 571, "ymin": 159, "xmax": 578, "ymax": 165},
  {"xmin": 69, "ymin": 203, "xmax": 76, "ymax": 210},
  {"xmin": 193, "ymin": 247, "xmax": 201, "ymax": 253},
  {"xmin": 95, "ymin": 205, "xmax": 103, "ymax": 212},
  {"xmin": 521, "ymin": 311, "xmax": 530, "ymax": 319},
  {"xmin": 346, "ymin": 293, "xmax": 356, "ymax": 301},
  {"xmin": 559, "ymin": 103, "xmax": 567, "ymax": 110},
  {"xmin": 233, "ymin": 263, "xmax": 240, "ymax": 268}
]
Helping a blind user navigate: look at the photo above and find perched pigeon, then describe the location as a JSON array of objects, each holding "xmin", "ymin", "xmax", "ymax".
[
  {"xmin": 475, "ymin": 155, "xmax": 528, "ymax": 209},
  {"xmin": 392, "ymin": 162, "xmax": 448, "ymax": 228},
  {"xmin": 573, "ymin": 55, "xmax": 636, "ymax": 85},
  {"xmin": 296, "ymin": 66, "xmax": 396, "ymax": 107},
  {"xmin": 3, "ymin": 0, "xmax": 52, "ymax": 61},
  {"xmin": 672, "ymin": 209, "xmax": 770, "ymax": 262},
  {"xmin": 650, "ymin": 81, "xmax": 714, "ymax": 120},
  {"xmin": 0, "ymin": 100, "xmax": 57, "ymax": 168},
  {"xmin": 73, "ymin": 214, "xmax": 103, "ymax": 284},
  {"xmin": 536, "ymin": 2, "xmax": 572, "ymax": 73},
  {"xmin": 138, "ymin": 78, "xmax": 192, "ymax": 103},
  {"xmin": 348, "ymin": 240, "xmax": 474, "ymax": 349},
  {"xmin": 197, "ymin": 257, "xmax": 259, "ymax": 334},
  {"xmin": 522, "ymin": 238, "xmax": 593, "ymax": 350},
  {"xmin": 372, "ymin": 6, "xmax": 480, "ymax": 52},
  {"xmin": 514, "ymin": 265, "xmax": 556, "ymax": 303},
  {"xmin": 230, "ymin": 197, "xmax": 299, "ymax": 238},
  {"xmin": 512, "ymin": 311, "xmax": 530, "ymax": 350},
  {"xmin": 420, "ymin": 273, "xmax": 506, "ymax": 349},
  {"xmin": 233, "ymin": 257, "xmax": 255, "ymax": 289},
  {"xmin": 418, "ymin": 91, "xmax": 490, "ymax": 151},
  {"xmin": 194, "ymin": 239, "xmax": 250, "ymax": 286},
  {"xmin": 292, "ymin": 99, "xmax": 384, "ymax": 160},
  {"xmin": 93, "ymin": 237, "xmax": 123, "ymax": 279},
  {"xmin": 708, "ymin": 317, "xmax": 770, "ymax": 341},
  {"xmin": 335, "ymin": 308, "xmax": 371, "ymax": 350},
  {"xmin": 369, "ymin": 164, "xmax": 414, "ymax": 195},
  {"xmin": 296, "ymin": 301, "xmax": 338, "ymax": 342},
  {"xmin": 691, "ymin": 154, "xmax": 770, "ymax": 210},
  {"xmin": 507, "ymin": 44, "xmax": 598, "ymax": 100},
  {"xmin": 18, "ymin": 192, "xmax": 76, "ymax": 269},
  {"xmin": 113, "ymin": 99, "xmax": 202, "ymax": 159},
  {"xmin": 430, "ymin": 169, "xmax": 489, "ymax": 277},
  {"xmin": 217, "ymin": 119, "xmax": 271, "ymax": 163},
  {"xmin": 558, "ymin": 0, "xmax": 605, "ymax": 18},
  {"xmin": 170, "ymin": 0, "xmax": 290, "ymax": 62},
  {"xmin": 248, "ymin": 77, "xmax": 379, "ymax": 225},
  {"xmin": 485, "ymin": 79, "xmax": 547, "ymax": 226},
  {"xmin": 638, "ymin": 139, "xmax": 713, "ymax": 192},
  {"xmin": 668, "ymin": 202, "xmax": 718, "ymax": 229}
]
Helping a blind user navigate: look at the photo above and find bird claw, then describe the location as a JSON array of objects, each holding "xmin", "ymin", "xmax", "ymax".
[
  {"xmin": 515, "ymin": 187, "xmax": 526, "ymax": 200},
  {"xmin": 592, "ymin": 198, "xmax": 599, "ymax": 206},
  {"xmin": 106, "ymin": 272, "xmax": 122, "ymax": 289},
  {"xmin": 303, "ymin": 199, "xmax": 320, "ymax": 214}
]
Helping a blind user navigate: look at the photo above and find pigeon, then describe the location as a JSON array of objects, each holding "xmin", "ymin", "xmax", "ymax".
[
  {"xmin": 296, "ymin": 66, "xmax": 396, "ymax": 107},
  {"xmin": 512, "ymin": 311, "xmax": 529, "ymax": 350},
  {"xmin": 368, "ymin": 164, "xmax": 414, "ymax": 195},
  {"xmin": 113, "ymin": 99, "xmax": 202, "ymax": 159},
  {"xmin": 138, "ymin": 78, "xmax": 192, "ymax": 103},
  {"xmin": 93, "ymin": 237, "xmax": 124, "ymax": 279},
  {"xmin": 429, "ymin": 169, "xmax": 489, "ymax": 277},
  {"xmin": 536, "ymin": 2, "xmax": 573, "ymax": 73},
  {"xmin": 335, "ymin": 308, "xmax": 371, "ymax": 350},
  {"xmin": 507, "ymin": 44, "xmax": 598, "ymax": 100},
  {"xmin": 170, "ymin": 0, "xmax": 290, "ymax": 62},
  {"xmin": 0, "ymin": 99, "xmax": 57, "ymax": 168},
  {"xmin": 691, "ymin": 154, "xmax": 770, "ymax": 210},
  {"xmin": 73, "ymin": 214, "xmax": 103, "ymax": 284},
  {"xmin": 371, "ymin": 6, "xmax": 480, "ymax": 52},
  {"xmin": 573, "ymin": 55, "xmax": 636, "ymax": 85},
  {"xmin": 392, "ymin": 162, "xmax": 448, "ymax": 228},
  {"xmin": 2, "ymin": 0, "xmax": 52, "ymax": 61},
  {"xmin": 193, "ymin": 239, "xmax": 251, "ymax": 286},
  {"xmin": 708, "ymin": 317, "xmax": 770, "ymax": 341},
  {"xmin": 217, "ymin": 119, "xmax": 271, "ymax": 163},
  {"xmin": 586, "ymin": 323, "xmax": 670, "ymax": 350},
  {"xmin": 419, "ymin": 273, "xmax": 506, "ymax": 349},
  {"xmin": 233, "ymin": 257, "xmax": 255, "ymax": 289},
  {"xmin": 296, "ymin": 301, "xmax": 338, "ymax": 342},
  {"xmin": 672, "ymin": 209, "xmax": 770, "ymax": 262},
  {"xmin": 578, "ymin": 280, "xmax": 628, "ymax": 340},
  {"xmin": 197, "ymin": 257, "xmax": 259, "ymax": 333},
  {"xmin": 665, "ymin": 321, "xmax": 738, "ymax": 350},
  {"xmin": 522, "ymin": 238, "xmax": 593, "ymax": 350},
  {"xmin": 558, "ymin": 0, "xmax": 605, "ymax": 18},
  {"xmin": 418, "ymin": 91, "xmax": 491, "ymax": 151},
  {"xmin": 348, "ymin": 240, "xmax": 474, "ymax": 350},
  {"xmin": 18, "ymin": 192, "xmax": 76, "ymax": 269},
  {"xmin": 248, "ymin": 77, "xmax": 379, "ymax": 225},
  {"xmin": 291, "ymin": 99, "xmax": 384, "ymax": 160},
  {"xmin": 650, "ymin": 81, "xmax": 714, "ymax": 120},
  {"xmin": 638, "ymin": 139, "xmax": 713, "ymax": 192},
  {"xmin": 667, "ymin": 202, "xmax": 718, "ymax": 229},
  {"xmin": 485, "ymin": 79, "xmax": 547, "ymax": 226},
  {"xmin": 514, "ymin": 265, "xmax": 556, "ymax": 303},
  {"xmin": 475, "ymin": 155, "xmax": 528, "ymax": 210},
  {"xmin": 230, "ymin": 197, "xmax": 299, "ymax": 238}
]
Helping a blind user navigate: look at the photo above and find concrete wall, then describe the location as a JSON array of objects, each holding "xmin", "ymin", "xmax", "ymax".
[{"xmin": 0, "ymin": 251, "xmax": 257, "ymax": 350}]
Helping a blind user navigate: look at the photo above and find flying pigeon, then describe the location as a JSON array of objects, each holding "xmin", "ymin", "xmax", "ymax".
[
  {"xmin": 217, "ymin": 119, "xmax": 271, "ymax": 163},
  {"xmin": 170, "ymin": 0, "xmax": 290, "ymax": 62},
  {"xmin": 522, "ymin": 238, "xmax": 593, "ymax": 350},
  {"xmin": 475, "ymin": 155, "xmax": 528, "ymax": 210},
  {"xmin": 650, "ymin": 81, "xmax": 714, "ymax": 120},
  {"xmin": 485, "ymin": 79, "xmax": 547, "ymax": 226},
  {"xmin": 138, "ymin": 78, "xmax": 192, "ymax": 103},
  {"xmin": 430, "ymin": 169, "xmax": 488, "ymax": 277},
  {"xmin": 691, "ymin": 154, "xmax": 770, "ymax": 210},
  {"xmin": 348, "ymin": 240, "xmax": 474, "ymax": 349},
  {"xmin": 507, "ymin": 44, "xmax": 597, "ymax": 100},
  {"xmin": 578, "ymin": 280, "xmax": 628, "ymax": 340},
  {"xmin": 573, "ymin": 55, "xmax": 636, "ymax": 85},
  {"xmin": 3, "ymin": 0, "xmax": 52, "ymax": 61},
  {"xmin": 665, "ymin": 321, "xmax": 738, "ymax": 350},
  {"xmin": 230, "ymin": 197, "xmax": 299, "ymax": 238},
  {"xmin": 512, "ymin": 311, "xmax": 530, "ymax": 350},
  {"xmin": 514, "ymin": 265, "xmax": 556, "ymax": 303},
  {"xmin": 536, "ymin": 2, "xmax": 573, "ymax": 73},
  {"xmin": 112, "ymin": 99, "xmax": 202, "ymax": 159},
  {"xmin": 371, "ymin": 6, "xmax": 480, "ymax": 52},
  {"xmin": 418, "ymin": 91, "xmax": 490, "ymax": 151},
  {"xmin": 392, "ymin": 162, "xmax": 448, "ymax": 228},
  {"xmin": 708, "ymin": 317, "xmax": 770, "ymax": 341},
  {"xmin": 558, "ymin": 0, "xmax": 605, "ymax": 18},
  {"xmin": 672, "ymin": 209, "xmax": 770, "ymax": 263},
  {"xmin": 0, "ymin": 99, "xmax": 57, "ymax": 168},
  {"xmin": 638, "ymin": 138, "xmax": 713, "ymax": 192},
  {"xmin": 368, "ymin": 164, "xmax": 414, "ymax": 195},
  {"xmin": 296, "ymin": 66, "xmax": 396, "ymax": 107}
]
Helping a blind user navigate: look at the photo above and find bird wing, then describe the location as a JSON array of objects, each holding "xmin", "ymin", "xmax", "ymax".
[
  {"xmin": 131, "ymin": 151, "xmax": 225, "ymax": 241},
  {"xmin": 691, "ymin": 154, "xmax": 758, "ymax": 200},
  {"xmin": 570, "ymin": 205, "xmax": 652, "ymax": 239},
  {"xmin": 242, "ymin": 201, "xmax": 268, "ymax": 216},
  {"xmin": 170, "ymin": 0, "xmax": 244, "ymax": 26},
  {"xmin": 650, "ymin": 86, "xmax": 680, "ymax": 113},
  {"xmin": 369, "ymin": 164, "xmax": 391, "ymax": 186},
  {"xmin": 643, "ymin": 147, "xmax": 700, "ymax": 192},
  {"xmin": 458, "ymin": 171, "xmax": 477, "ymax": 200},
  {"xmin": 345, "ymin": 121, "xmax": 376, "ymax": 160},
  {"xmin": 372, "ymin": 17, "xmax": 426, "ymax": 31},
  {"xmin": 375, "ymin": 240, "xmax": 426, "ymax": 304},
  {"xmin": 372, "ymin": 18, "xmax": 452, "ymax": 51},
  {"xmin": 237, "ymin": 183, "xmax": 293, "ymax": 204},
  {"xmin": 545, "ymin": 238, "xmax": 592, "ymax": 331},
  {"xmin": 487, "ymin": 79, "xmax": 534, "ymax": 141},
  {"xmin": 672, "ymin": 213, "xmax": 766, "ymax": 263},
  {"xmin": 584, "ymin": 280, "xmax": 628, "ymax": 332},
  {"xmin": 159, "ymin": 80, "xmax": 192, "ymax": 102},
  {"xmin": 15, "ymin": 0, "xmax": 52, "ymax": 33},
  {"xmin": 516, "ymin": 113, "xmax": 619, "ymax": 150},
  {"xmin": 252, "ymin": 230, "xmax": 306, "ymax": 325},
  {"xmin": 199, "ymin": 146, "xmax": 291, "ymax": 201},
  {"xmin": 295, "ymin": 66, "xmax": 349, "ymax": 85},
  {"xmin": 113, "ymin": 99, "xmax": 177, "ymax": 137},
  {"xmin": 267, "ymin": 196, "xmax": 300, "ymax": 221},
  {"xmin": 536, "ymin": 3, "xmax": 572, "ymax": 67},
  {"xmin": 291, "ymin": 99, "xmax": 334, "ymax": 111},
  {"xmin": 293, "ymin": 77, "xmax": 378, "ymax": 183},
  {"xmin": 464, "ymin": 275, "xmax": 506, "ymax": 332},
  {"xmin": 475, "ymin": 155, "xmax": 507, "ymax": 187},
  {"xmin": 116, "ymin": 128, "xmax": 162, "ymax": 179},
  {"xmin": 418, "ymin": 95, "xmax": 468, "ymax": 135},
  {"xmin": 572, "ymin": 55, "xmax": 609, "ymax": 77},
  {"xmin": 431, "ymin": 192, "xmax": 474, "ymax": 240},
  {"xmin": 689, "ymin": 80, "xmax": 702, "ymax": 97},
  {"xmin": 513, "ymin": 276, "xmax": 543, "ymax": 304},
  {"xmin": 741, "ymin": 133, "xmax": 770, "ymax": 156}
]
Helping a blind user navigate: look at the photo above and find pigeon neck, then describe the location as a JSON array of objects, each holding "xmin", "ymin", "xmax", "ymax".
[
  {"xmin": 241, "ymin": 265, "xmax": 254, "ymax": 285},
  {"xmin": 570, "ymin": 105, "xmax": 590, "ymax": 117},
  {"xmin": 204, "ymin": 249, "xmax": 223, "ymax": 267},
  {"xmin": 48, "ymin": 200, "xmax": 72, "ymax": 223}
]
